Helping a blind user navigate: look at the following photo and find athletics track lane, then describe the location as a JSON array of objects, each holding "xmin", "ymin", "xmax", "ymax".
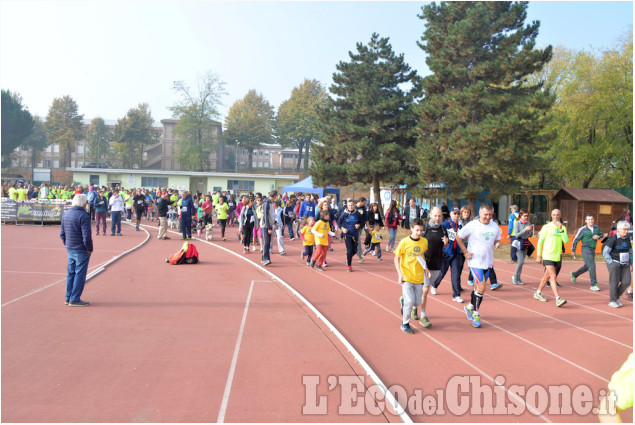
[
  {"xmin": 1, "ymin": 223, "xmax": 388, "ymax": 423},
  {"xmin": 202, "ymin": 230, "xmax": 631, "ymax": 423}
]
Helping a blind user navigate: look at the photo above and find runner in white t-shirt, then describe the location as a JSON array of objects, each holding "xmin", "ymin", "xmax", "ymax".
[{"xmin": 456, "ymin": 203, "xmax": 501, "ymax": 328}]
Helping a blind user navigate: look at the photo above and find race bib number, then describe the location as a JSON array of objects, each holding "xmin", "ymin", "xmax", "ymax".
[
  {"xmin": 375, "ymin": 213, "xmax": 379, "ymax": 220},
  {"xmin": 181, "ymin": 207, "xmax": 187, "ymax": 212},
  {"xmin": 620, "ymin": 252, "xmax": 629, "ymax": 264},
  {"xmin": 137, "ymin": 200, "xmax": 144, "ymax": 204}
]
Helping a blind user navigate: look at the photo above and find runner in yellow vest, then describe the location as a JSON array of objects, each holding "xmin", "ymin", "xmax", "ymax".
[
  {"xmin": 17, "ymin": 186, "xmax": 28, "ymax": 201},
  {"xmin": 8, "ymin": 185, "xmax": 18, "ymax": 200}
]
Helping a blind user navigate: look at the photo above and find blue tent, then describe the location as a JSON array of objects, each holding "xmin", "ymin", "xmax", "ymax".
[{"xmin": 282, "ymin": 176, "xmax": 340, "ymax": 202}]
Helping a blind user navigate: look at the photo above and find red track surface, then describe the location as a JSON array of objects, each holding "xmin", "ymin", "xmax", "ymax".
[{"xmin": 2, "ymin": 221, "xmax": 632, "ymax": 423}]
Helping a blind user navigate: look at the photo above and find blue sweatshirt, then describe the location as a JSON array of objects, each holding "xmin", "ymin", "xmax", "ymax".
[
  {"xmin": 299, "ymin": 200, "xmax": 315, "ymax": 218},
  {"xmin": 180, "ymin": 197, "xmax": 195, "ymax": 219},
  {"xmin": 60, "ymin": 206, "xmax": 93, "ymax": 251},
  {"xmin": 337, "ymin": 208, "xmax": 363, "ymax": 238}
]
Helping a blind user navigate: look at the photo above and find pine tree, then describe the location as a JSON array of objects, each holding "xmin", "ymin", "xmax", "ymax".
[
  {"xmin": 416, "ymin": 1, "xmax": 553, "ymax": 212},
  {"xmin": 312, "ymin": 33, "xmax": 418, "ymax": 212}
]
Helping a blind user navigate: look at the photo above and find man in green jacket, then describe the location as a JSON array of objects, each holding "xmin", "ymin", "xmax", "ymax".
[
  {"xmin": 570, "ymin": 214, "xmax": 604, "ymax": 291},
  {"xmin": 534, "ymin": 209, "xmax": 568, "ymax": 307}
]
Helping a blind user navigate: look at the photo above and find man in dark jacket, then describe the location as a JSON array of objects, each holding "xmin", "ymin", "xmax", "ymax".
[
  {"xmin": 338, "ymin": 198, "xmax": 363, "ymax": 272},
  {"xmin": 60, "ymin": 193, "xmax": 93, "ymax": 306},
  {"xmin": 156, "ymin": 192, "xmax": 173, "ymax": 240},
  {"xmin": 402, "ymin": 198, "xmax": 421, "ymax": 230}
]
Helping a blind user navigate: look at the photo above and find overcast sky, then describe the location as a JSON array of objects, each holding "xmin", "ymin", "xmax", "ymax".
[{"xmin": 1, "ymin": 1, "xmax": 632, "ymax": 126}]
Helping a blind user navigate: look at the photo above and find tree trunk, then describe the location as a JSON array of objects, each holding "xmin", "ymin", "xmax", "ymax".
[
  {"xmin": 373, "ymin": 174, "xmax": 383, "ymax": 216},
  {"xmin": 296, "ymin": 141, "xmax": 305, "ymax": 171},
  {"xmin": 140, "ymin": 141, "xmax": 144, "ymax": 170},
  {"xmin": 467, "ymin": 196, "xmax": 477, "ymax": 218},
  {"xmin": 248, "ymin": 149, "xmax": 254, "ymax": 172},
  {"xmin": 303, "ymin": 142, "xmax": 310, "ymax": 172}
]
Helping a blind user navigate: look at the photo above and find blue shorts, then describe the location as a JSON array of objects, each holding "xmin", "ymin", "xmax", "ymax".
[{"xmin": 469, "ymin": 267, "xmax": 491, "ymax": 284}]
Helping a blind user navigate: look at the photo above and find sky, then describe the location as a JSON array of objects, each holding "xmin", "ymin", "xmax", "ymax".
[{"xmin": 0, "ymin": 1, "xmax": 632, "ymax": 127}]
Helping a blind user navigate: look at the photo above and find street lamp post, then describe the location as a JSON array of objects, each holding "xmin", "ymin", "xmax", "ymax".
[{"xmin": 235, "ymin": 143, "xmax": 239, "ymax": 173}]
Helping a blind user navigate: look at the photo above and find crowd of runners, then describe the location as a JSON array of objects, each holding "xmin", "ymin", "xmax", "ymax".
[{"xmin": 2, "ymin": 180, "xmax": 632, "ymax": 331}]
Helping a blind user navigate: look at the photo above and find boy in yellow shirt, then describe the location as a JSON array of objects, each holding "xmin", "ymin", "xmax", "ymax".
[
  {"xmin": 394, "ymin": 218, "xmax": 431, "ymax": 334},
  {"xmin": 300, "ymin": 217, "xmax": 316, "ymax": 266},
  {"xmin": 310, "ymin": 210, "xmax": 335, "ymax": 271}
]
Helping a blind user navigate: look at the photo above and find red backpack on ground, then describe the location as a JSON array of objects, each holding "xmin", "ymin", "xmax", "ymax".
[
  {"xmin": 166, "ymin": 241, "xmax": 199, "ymax": 265},
  {"xmin": 185, "ymin": 243, "xmax": 199, "ymax": 264}
]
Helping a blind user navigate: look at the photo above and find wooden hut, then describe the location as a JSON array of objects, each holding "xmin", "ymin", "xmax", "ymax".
[{"xmin": 552, "ymin": 188, "xmax": 632, "ymax": 233}]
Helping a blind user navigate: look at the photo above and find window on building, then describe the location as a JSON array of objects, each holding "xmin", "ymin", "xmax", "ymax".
[
  {"xmin": 252, "ymin": 161, "xmax": 257, "ymax": 168},
  {"xmin": 77, "ymin": 145, "xmax": 84, "ymax": 154},
  {"xmin": 53, "ymin": 145, "xmax": 59, "ymax": 153},
  {"xmin": 71, "ymin": 161, "xmax": 75, "ymax": 168},
  {"xmin": 141, "ymin": 176, "xmax": 168, "ymax": 187},
  {"xmin": 89, "ymin": 175, "xmax": 99, "ymax": 185},
  {"xmin": 53, "ymin": 160, "xmax": 59, "ymax": 168},
  {"xmin": 227, "ymin": 180, "xmax": 255, "ymax": 191},
  {"xmin": 45, "ymin": 160, "xmax": 51, "ymax": 168},
  {"xmin": 257, "ymin": 161, "xmax": 263, "ymax": 168},
  {"xmin": 213, "ymin": 186, "xmax": 222, "ymax": 192},
  {"xmin": 46, "ymin": 146, "xmax": 52, "ymax": 153}
]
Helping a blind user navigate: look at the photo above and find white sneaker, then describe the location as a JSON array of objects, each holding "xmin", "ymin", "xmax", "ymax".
[
  {"xmin": 430, "ymin": 287, "xmax": 437, "ymax": 295},
  {"xmin": 617, "ymin": 300, "xmax": 623, "ymax": 307},
  {"xmin": 453, "ymin": 296, "xmax": 464, "ymax": 303},
  {"xmin": 608, "ymin": 301, "xmax": 620, "ymax": 308}
]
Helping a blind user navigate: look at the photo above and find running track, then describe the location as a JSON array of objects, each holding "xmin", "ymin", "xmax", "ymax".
[{"xmin": 1, "ymin": 221, "xmax": 632, "ymax": 422}]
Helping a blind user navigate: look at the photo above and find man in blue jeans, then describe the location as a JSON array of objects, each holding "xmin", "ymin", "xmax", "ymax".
[
  {"xmin": 108, "ymin": 188, "xmax": 124, "ymax": 236},
  {"xmin": 179, "ymin": 190, "xmax": 194, "ymax": 240},
  {"xmin": 60, "ymin": 193, "xmax": 93, "ymax": 306}
]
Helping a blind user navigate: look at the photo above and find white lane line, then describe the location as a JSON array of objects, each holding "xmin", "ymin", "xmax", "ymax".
[
  {"xmin": 166, "ymin": 228, "xmax": 413, "ymax": 424},
  {"xmin": 278, "ymin": 250, "xmax": 615, "ymax": 384},
  {"xmin": 1, "ymin": 223, "xmax": 150, "ymax": 307},
  {"xmin": 2, "ymin": 270, "xmax": 66, "ymax": 275},
  {"xmin": 0, "ymin": 246, "xmax": 129, "ymax": 253},
  {"xmin": 217, "ymin": 280, "xmax": 255, "ymax": 424},
  {"xmin": 273, "ymin": 254, "xmax": 551, "ymax": 422}
]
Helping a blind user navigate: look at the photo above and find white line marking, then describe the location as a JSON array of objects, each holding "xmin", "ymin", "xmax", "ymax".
[
  {"xmin": 278, "ymin": 250, "xmax": 615, "ymax": 384},
  {"xmin": 2, "ymin": 270, "xmax": 66, "ymax": 275},
  {"xmin": 1, "ymin": 223, "xmax": 150, "ymax": 307},
  {"xmin": 274, "ymin": 254, "xmax": 552, "ymax": 422},
  {"xmin": 217, "ymin": 280, "xmax": 255, "ymax": 424},
  {"xmin": 160, "ymin": 227, "xmax": 413, "ymax": 424}
]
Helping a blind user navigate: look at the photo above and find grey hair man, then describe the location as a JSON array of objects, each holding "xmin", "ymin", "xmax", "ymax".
[
  {"xmin": 60, "ymin": 194, "xmax": 93, "ymax": 306},
  {"xmin": 603, "ymin": 221, "xmax": 633, "ymax": 308}
]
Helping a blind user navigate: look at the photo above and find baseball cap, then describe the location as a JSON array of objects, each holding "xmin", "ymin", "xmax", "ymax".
[{"xmin": 451, "ymin": 207, "xmax": 460, "ymax": 213}]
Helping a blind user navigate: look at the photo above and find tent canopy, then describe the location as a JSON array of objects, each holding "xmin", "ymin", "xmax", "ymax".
[{"xmin": 282, "ymin": 176, "xmax": 340, "ymax": 201}]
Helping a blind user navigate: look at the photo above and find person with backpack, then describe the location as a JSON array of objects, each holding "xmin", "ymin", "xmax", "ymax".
[{"xmin": 508, "ymin": 205, "xmax": 520, "ymax": 263}]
